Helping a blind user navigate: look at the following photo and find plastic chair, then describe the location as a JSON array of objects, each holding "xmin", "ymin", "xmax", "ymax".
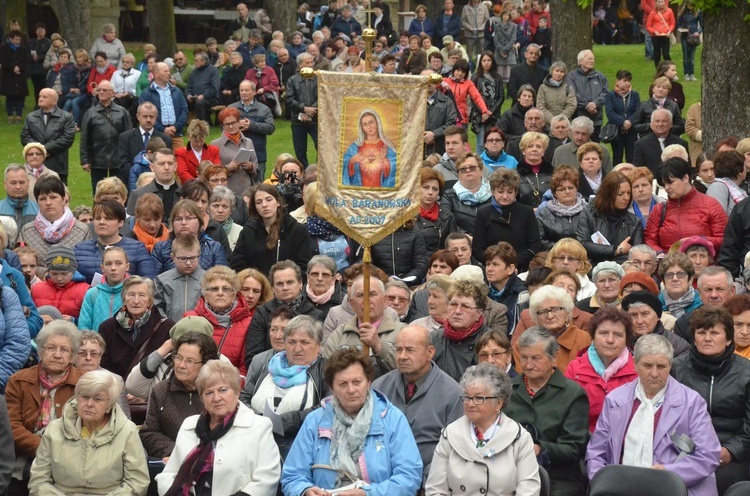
[
  {"xmin": 725, "ymin": 481, "xmax": 750, "ymax": 496},
  {"xmin": 588, "ymin": 465, "xmax": 687, "ymax": 496},
  {"xmin": 539, "ymin": 465, "xmax": 551, "ymax": 496}
]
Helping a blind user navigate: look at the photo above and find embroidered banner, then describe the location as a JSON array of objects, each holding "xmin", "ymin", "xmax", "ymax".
[{"xmin": 314, "ymin": 71, "xmax": 428, "ymax": 247}]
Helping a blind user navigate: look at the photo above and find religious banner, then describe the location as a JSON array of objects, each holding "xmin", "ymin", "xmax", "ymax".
[{"xmin": 315, "ymin": 71, "xmax": 428, "ymax": 248}]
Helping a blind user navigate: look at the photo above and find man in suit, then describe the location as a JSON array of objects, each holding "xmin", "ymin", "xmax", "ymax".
[
  {"xmin": 422, "ymin": 69, "xmax": 457, "ymax": 157},
  {"xmin": 507, "ymin": 44, "xmax": 546, "ymax": 105},
  {"xmin": 117, "ymin": 102, "xmax": 172, "ymax": 190},
  {"xmin": 20, "ymin": 89, "xmax": 76, "ymax": 184},
  {"xmin": 633, "ymin": 108, "xmax": 688, "ymax": 173}
]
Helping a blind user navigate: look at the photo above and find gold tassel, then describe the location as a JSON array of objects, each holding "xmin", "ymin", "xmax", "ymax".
[{"xmin": 363, "ymin": 246, "xmax": 372, "ymax": 263}]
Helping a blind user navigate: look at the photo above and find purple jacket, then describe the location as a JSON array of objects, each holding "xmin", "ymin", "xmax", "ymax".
[{"xmin": 586, "ymin": 377, "xmax": 720, "ymax": 496}]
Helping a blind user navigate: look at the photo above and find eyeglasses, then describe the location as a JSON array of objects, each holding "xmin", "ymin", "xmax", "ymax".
[
  {"xmin": 26, "ymin": 151, "xmax": 44, "ymax": 156},
  {"xmin": 536, "ymin": 306, "xmax": 565, "ymax": 317},
  {"xmin": 77, "ymin": 350, "xmax": 101, "ymax": 358},
  {"xmin": 174, "ymin": 255, "xmax": 199, "ymax": 264},
  {"xmin": 206, "ymin": 286, "xmax": 235, "ymax": 293},
  {"xmin": 222, "ymin": 120, "xmax": 240, "ymax": 128},
  {"xmin": 448, "ymin": 301, "xmax": 480, "ymax": 312},
  {"xmin": 43, "ymin": 345, "xmax": 71, "ymax": 355},
  {"xmin": 174, "ymin": 216, "xmax": 198, "ymax": 224},
  {"xmin": 665, "ymin": 271, "xmax": 689, "ymax": 280},
  {"xmin": 125, "ymin": 291, "xmax": 149, "ymax": 300},
  {"xmin": 596, "ymin": 278, "xmax": 620, "ymax": 286},
  {"xmin": 459, "ymin": 395, "xmax": 498, "ymax": 405},
  {"xmin": 387, "ymin": 295, "xmax": 409, "ymax": 304},
  {"xmin": 174, "ymin": 355, "xmax": 203, "ymax": 367},
  {"xmin": 485, "ymin": 138, "xmax": 503, "ymax": 144},
  {"xmin": 308, "ymin": 271, "xmax": 333, "ymax": 279},
  {"xmin": 553, "ymin": 256, "xmax": 580, "ymax": 263},
  {"xmin": 478, "ymin": 350, "xmax": 508, "ymax": 360},
  {"xmin": 457, "ymin": 166, "xmax": 479, "ymax": 174}
]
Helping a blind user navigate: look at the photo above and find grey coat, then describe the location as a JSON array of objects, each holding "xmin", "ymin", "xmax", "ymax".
[
  {"xmin": 565, "ymin": 68, "xmax": 609, "ymax": 126},
  {"xmin": 154, "ymin": 267, "xmax": 205, "ymax": 322},
  {"xmin": 372, "ymin": 363, "xmax": 463, "ymax": 477},
  {"xmin": 186, "ymin": 64, "xmax": 220, "ymax": 101},
  {"xmin": 551, "ymin": 141, "xmax": 613, "ymax": 174},
  {"xmin": 20, "ymin": 108, "xmax": 76, "ymax": 176}
]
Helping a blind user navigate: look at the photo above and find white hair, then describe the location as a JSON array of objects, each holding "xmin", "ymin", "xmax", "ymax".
[{"xmin": 661, "ymin": 144, "xmax": 689, "ymax": 162}]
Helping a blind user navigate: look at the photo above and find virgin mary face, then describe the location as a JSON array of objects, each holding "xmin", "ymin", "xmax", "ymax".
[{"xmin": 361, "ymin": 114, "xmax": 379, "ymax": 140}]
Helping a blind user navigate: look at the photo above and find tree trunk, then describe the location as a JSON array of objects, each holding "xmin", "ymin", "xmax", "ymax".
[
  {"xmin": 48, "ymin": 0, "xmax": 91, "ymax": 52},
  {"xmin": 147, "ymin": 0, "xmax": 177, "ymax": 59},
  {"xmin": 551, "ymin": 1, "xmax": 592, "ymax": 69},
  {"xmin": 264, "ymin": 0, "xmax": 296, "ymax": 39},
  {"xmin": 702, "ymin": 4, "xmax": 750, "ymax": 150}
]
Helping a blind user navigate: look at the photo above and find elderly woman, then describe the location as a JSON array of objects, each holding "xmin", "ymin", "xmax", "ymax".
[
  {"xmin": 219, "ymin": 51, "xmax": 248, "ymax": 106},
  {"xmin": 671, "ymin": 307, "xmax": 750, "ymax": 494},
  {"xmin": 630, "ymin": 166, "xmax": 665, "ymax": 228},
  {"xmin": 537, "ymin": 165, "xmax": 588, "ymax": 250},
  {"xmin": 473, "ymin": 168, "xmax": 541, "ymax": 272},
  {"xmin": 157, "ymin": 360, "xmax": 281, "ymax": 495},
  {"xmin": 512, "ymin": 285, "xmax": 592, "ymax": 374},
  {"xmin": 622, "ymin": 290, "xmax": 691, "ymax": 357},
  {"xmin": 565, "ymin": 307, "xmax": 637, "ymax": 432},
  {"xmin": 241, "ymin": 315, "xmax": 329, "ymax": 456},
  {"xmin": 439, "ymin": 152, "xmax": 492, "ymax": 235},
  {"xmin": 577, "ymin": 261, "xmax": 625, "ymax": 314},
  {"xmin": 706, "ymin": 150, "xmax": 748, "ymax": 216},
  {"xmin": 140, "ymin": 332, "xmax": 219, "ymax": 460},
  {"xmin": 212, "ymin": 107, "xmax": 260, "ymax": 197},
  {"xmin": 89, "ymin": 23, "xmax": 125, "ymax": 68},
  {"xmin": 537, "ymin": 61, "xmax": 577, "ymax": 125},
  {"xmin": 426, "ymin": 363, "xmax": 540, "ymax": 496},
  {"xmin": 175, "ymin": 119, "xmax": 221, "ymax": 184},
  {"xmin": 499, "ymin": 85, "xmax": 536, "ymax": 140},
  {"xmin": 517, "ymin": 132, "xmax": 554, "ymax": 209},
  {"xmin": 397, "ymin": 35, "xmax": 427, "ymax": 75},
  {"xmin": 305, "ymin": 255, "xmax": 346, "ymax": 318},
  {"xmin": 658, "ymin": 252, "xmax": 702, "ymax": 319},
  {"xmin": 5, "ymin": 322, "xmax": 82, "ymax": 493},
  {"xmin": 75, "ymin": 331, "xmax": 131, "ymax": 418},
  {"xmin": 19, "ymin": 176, "xmax": 93, "ymax": 264},
  {"xmin": 726, "ymin": 294, "xmax": 750, "ymax": 360},
  {"xmin": 678, "ymin": 236, "xmax": 715, "ymax": 282},
  {"xmin": 586, "ymin": 334, "xmax": 721, "ymax": 495},
  {"xmin": 98, "ymin": 276, "xmax": 175, "ymax": 380},
  {"xmin": 476, "ymin": 330, "xmax": 515, "ymax": 377},
  {"xmin": 576, "ymin": 171, "xmax": 643, "ymax": 266},
  {"xmin": 27, "ymin": 370, "xmax": 149, "ymax": 495},
  {"xmin": 417, "ymin": 167, "xmax": 456, "ymax": 254},
  {"xmin": 184, "ymin": 266, "xmax": 253, "ymax": 376},
  {"xmin": 244, "ymin": 307, "xmax": 295, "ymax": 387},
  {"xmin": 544, "ymin": 238, "xmax": 597, "ymax": 299},
  {"xmin": 282, "ymin": 348, "xmax": 422, "ymax": 494},
  {"xmin": 151, "ymin": 199, "xmax": 228, "ymax": 274},
  {"xmin": 575, "ymin": 142, "xmax": 605, "ymax": 199},
  {"xmin": 22, "ymin": 143, "xmax": 59, "ymax": 199},
  {"xmin": 412, "ymin": 274, "xmax": 453, "ymax": 333},
  {"xmin": 209, "ymin": 186, "xmax": 243, "ymax": 250},
  {"xmin": 505, "ymin": 327, "xmax": 589, "ymax": 496}
]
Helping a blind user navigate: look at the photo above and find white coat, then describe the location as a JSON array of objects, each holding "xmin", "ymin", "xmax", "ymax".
[{"xmin": 156, "ymin": 402, "xmax": 281, "ymax": 496}]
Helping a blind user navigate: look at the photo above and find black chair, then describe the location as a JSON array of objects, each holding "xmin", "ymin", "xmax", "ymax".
[
  {"xmin": 588, "ymin": 465, "xmax": 687, "ymax": 496},
  {"xmin": 725, "ymin": 481, "xmax": 750, "ymax": 496},
  {"xmin": 539, "ymin": 465, "xmax": 551, "ymax": 496}
]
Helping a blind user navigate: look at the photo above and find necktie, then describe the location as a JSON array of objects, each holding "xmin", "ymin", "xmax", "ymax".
[
  {"xmin": 43, "ymin": 112, "xmax": 49, "ymax": 125},
  {"xmin": 659, "ymin": 138, "xmax": 665, "ymax": 151},
  {"xmin": 143, "ymin": 131, "xmax": 150, "ymax": 149},
  {"xmin": 405, "ymin": 382, "xmax": 417, "ymax": 403}
]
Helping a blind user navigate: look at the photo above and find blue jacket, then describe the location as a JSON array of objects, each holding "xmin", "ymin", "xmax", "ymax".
[
  {"xmin": 74, "ymin": 237, "xmax": 157, "ymax": 284},
  {"xmin": 481, "ymin": 150, "xmax": 518, "ymax": 171},
  {"xmin": 0, "ymin": 282, "xmax": 31, "ymax": 393},
  {"xmin": 128, "ymin": 150, "xmax": 151, "ymax": 192},
  {"xmin": 281, "ymin": 390, "xmax": 422, "ymax": 496},
  {"xmin": 604, "ymin": 90, "xmax": 641, "ymax": 127},
  {"xmin": 0, "ymin": 258, "xmax": 42, "ymax": 339},
  {"xmin": 408, "ymin": 18, "xmax": 436, "ymax": 38},
  {"xmin": 138, "ymin": 83, "xmax": 188, "ymax": 135},
  {"xmin": 0, "ymin": 196, "xmax": 39, "ymax": 232},
  {"xmin": 435, "ymin": 11, "xmax": 461, "ymax": 42},
  {"xmin": 151, "ymin": 232, "xmax": 227, "ymax": 275},
  {"xmin": 78, "ymin": 281, "xmax": 124, "ymax": 332},
  {"xmin": 330, "ymin": 16, "xmax": 362, "ymax": 38}
]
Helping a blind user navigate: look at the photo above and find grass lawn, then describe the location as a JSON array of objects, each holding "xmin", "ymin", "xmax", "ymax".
[{"xmin": 0, "ymin": 42, "xmax": 701, "ymax": 206}]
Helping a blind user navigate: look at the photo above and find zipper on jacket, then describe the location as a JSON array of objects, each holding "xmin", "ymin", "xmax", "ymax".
[
  {"xmin": 276, "ymin": 239, "xmax": 280, "ymax": 263},
  {"xmin": 708, "ymin": 375, "xmax": 714, "ymax": 414}
]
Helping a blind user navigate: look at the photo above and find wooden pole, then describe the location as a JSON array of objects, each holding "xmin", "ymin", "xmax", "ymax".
[{"xmin": 361, "ymin": 247, "xmax": 371, "ymax": 358}]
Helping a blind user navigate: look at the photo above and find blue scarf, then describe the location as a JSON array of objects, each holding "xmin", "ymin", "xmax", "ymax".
[
  {"xmin": 7, "ymin": 196, "xmax": 27, "ymax": 210},
  {"xmin": 268, "ymin": 351, "xmax": 311, "ymax": 388},
  {"xmin": 632, "ymin": 198, "xmax": 655, "ymax": 227},
  {"xmin": 454, "ymin": 179, "xmax": 492, "ymax": 205},
  {"xmin": 587, "ymin": 344, "xmax": 607, "ymax": 377}
]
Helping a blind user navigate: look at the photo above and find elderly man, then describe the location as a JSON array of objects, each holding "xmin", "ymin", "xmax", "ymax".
[
  {"xmin": 20, "ymin": 88, "xmax": 76, "ymax": 184},
  {"xmin": 237, "ymin": 29, "xmax": 266, "ymax": 69},
  {"xmin": 80, "ymin": 80, "xmax": 133, "ymax": 194},
  {"xmin": 548, "ymin": 114, "xmax": 572, "ymax": 152},
  {"xmin": 227, "ymin": 2, "xmax": 257, "ymax": 42},
  {"xmin": 622, "ymin": 290, "xmax": 690, "ymax": 357},
  {"xmin": 186, "ymin": 52, "xmax": 220, "ymax": 122},
  {"xmin": 245, "ymin": 261, "xmax": 324, "ymax": 367},
  {"xmin": 507, "ymin": 44, "xmax": 546, "ymax": 105},
  {"xmin": 505, "ymin": 108, "xmax": 552, "ymax": 162},
  {"xmin": 286, "ymin": 53, "xmax": 319, "ymax": 167},
  {"xmin": 139, "ymin": 62, "xmax": 188, "ymax": 150},
  {"xmin": 673, "ymin": 267, "xmax": 735, "ymax": 344},
  {"xmin": 372, "ymin": 325, "xmax": 463, "ymax": 479},
  {"xmin": 385, "ymin": 281, "xmax": 414, "ymax": 323},
  {"xmin": 324, "ymin": 274, "xmax": 405, "ymax": 378},
  {"xmin": 626, "ymin": 244, "xmax": 658, "ymax": 277},
  {"xmin": 552, "ymin": 116, "xmax": 613, "ymax": 172},
  {"xmin": 306, "ymin": 43, "xmax": 330, "ymax": 71},
  {"xmin": 0, "ymin": 164, "xmax": 38, "ymax": 238},
  {"xmin": 566, "ymin": 49, "xmax": 609, "ymax": 140},
  {"xmin": 228, "ymin": 80, "xmax": 275, "ymax": 180},
  {"xmin": 111, "ymin": 53, "xmax": 141, "ymax": 120},
  {"xmin": 273, "ymin": 49, "xmax": 297, "ymax": 96},
  {"xmin": 170, "ymin": 51, "xmax": 193, "ymax": 94},
  {"xmin": 633, "ymin": 109, "xmax": 689, "ymax": 173},
  {"xmin": 117, "ymin": 102, "xmax": 172, "ymax": 189},
  {"xmin": 125, "ymin": 148, "xmax": 180, "ymax": 221},
  {"xmin": 423, "ymin": 69, "xmax": 457, "ymax": 157}
]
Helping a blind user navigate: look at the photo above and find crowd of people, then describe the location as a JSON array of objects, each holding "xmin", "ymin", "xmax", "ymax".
[{"xmin": 1, "ymin": 0, "xmax": 749, "ymax": 496}]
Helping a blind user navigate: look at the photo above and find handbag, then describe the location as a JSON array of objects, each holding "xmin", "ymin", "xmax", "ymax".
[
  {"xmin": 599, "ymin": 122, "xmax": 619, "ymax": 143},
  {"xmin": 669, "ymin": 32, "xmax": 677, "ymax": 46},
  {"xmin": 686, "ymin": 32, "xmax": 701, "ymax": 46}
]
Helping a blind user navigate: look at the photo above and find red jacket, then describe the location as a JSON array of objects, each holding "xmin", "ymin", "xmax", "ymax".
[
  {"xmin": 87, "ymin": 64, "xmax": 117, "ymax": 91},
  {"xmin": 175, "ymin": 143, "xmax": 222, "ymax": 183},
  {"xmin": 646, "ymin": 7, "xmax": 675, "ymax": 36},
  {"xmin": 524, "ymin": 9, "xmax": 551, "ymax": 35},
  {"xmin": 644, "ymin": 187, "xmax": 728, "ymax": 254},
  {"xmin": 565, "ymin": 349, "xmax": 638, "ymax": 432},
  {"xmin": 442, "ymin": 76, "xmax": 489, "ymax": 125},
  {"xmin": 184, "ymin": 296, "xmax": 254, "ymax": 376},
  {"xmin": 244, "ymin": 66, "xmax": 279, "ymax": 94},
  {"xmin": 31, "ymin": 278, "xmax": 90, "ymax": 319}
]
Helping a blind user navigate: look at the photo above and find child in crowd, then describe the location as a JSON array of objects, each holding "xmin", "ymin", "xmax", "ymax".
[
  {"xmin": 72, "ymin": 205, "xmax": 94, "ymax": 224},
  {"xmin": 78, "ymin": 247, "xmax": 130, "ymax": 331},
  {"xmin": 533, "ymin": 16, "xmax": 552, "ymax": 69},
  {"xmin": 14, "ymin": 245, "xmax": 42, "ymax": 288},
  {"xmin": 154, "ymin": 235, "xmax": 205, "ymax": 322},
  {"xmin": 30, "ymin": 245, "xmax": 89, "ymax": 324}
]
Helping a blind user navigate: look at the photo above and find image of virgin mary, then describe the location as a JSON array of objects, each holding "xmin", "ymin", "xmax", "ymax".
[{"xmin": 342, "ymin": 108, "xmax": 398, "ymax": 188}]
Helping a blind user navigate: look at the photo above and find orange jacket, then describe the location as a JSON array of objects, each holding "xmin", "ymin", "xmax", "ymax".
[
  {"xmin": 646, "ymin": 8, "xmax": 675, "ymax": 36},
  {"xmin": 442, "ymin": 76, "xmax": 489, "ymax": 125}
]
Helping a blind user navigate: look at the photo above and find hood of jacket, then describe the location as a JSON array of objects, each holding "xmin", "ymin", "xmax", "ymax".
[{"xmin": 60, "ymin": 397, "xmax": 130, "ymax": 446}]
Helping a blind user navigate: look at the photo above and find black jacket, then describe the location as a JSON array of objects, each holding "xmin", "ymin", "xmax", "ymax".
[
  {"xmin": 633, "ymin": 97, "xmax": 685, "ymax": 137},
  {"xmin": 117, "ymin": 128, "xmax": 172, "ymax": 189},
  {"xmin": 80, "ymin": 101, "xmax": 133, "ymax": 169},
  {"xmin": 718, "ymin": 195, "xmax": 750, "ymax": 278},
  {"xmin": 632, "ymin": 133, "xmax": 689, "ymax": 175},
  {"xmin": 416, "ymin": 209, "xmax": 457, "ymax": 254},
  {"xmin": 370, "ymin": 225, "xmax": 429, "ymax": 282},
  {"xmin": 219, "ymin": 63, "xmax": 249, "ymax": 104},
  {"xmin": 497, "ymin": 102, "xmax": 531, "ymax": 141},
  {"xmin": 286, "ymin": 72, "xmax": 317, "ymax": 124},
  {"xmin": 536, "ymin": 203, "xmax": 586, "ymax": 250},
  {"xmin": 20, "ymin": 107, "xmax": 76, "ymax": 176},
  {"xmin": 517, "ymin": 160, "xmax": 554, "ymax": 209},
  {"xmin": 439, "ymin": 187, "xmax": 491, "ymax": 235},
  {"xmin": 425, "ymin": 91, "xmax": 458, "ymax": 156},
  {"xmin": 575, "ymin": 204, "xmax": 644, "ymax": 265},
  {"xmin": 472, "ymin": 201, "xmax": 541, "ymax": 272},
  {"xmin": 507, "ymin": 62, "xmax": 546, "ymax": 105},
  {"xmin": 672, "ymin": 349, "xmax": 750, "ymax": 462}
]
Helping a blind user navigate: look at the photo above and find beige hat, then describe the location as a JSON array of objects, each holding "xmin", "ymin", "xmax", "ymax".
[
  {"xmin": 23, "ymin": 142, "xmax": 47, "ymax": 159},
  {"xmin": 451, "ymin": 265, "xmax": 484, "ymax": 286},
  {"xmin": 169, "ymin": 316, "xmax": 214, "ymax": 341}
]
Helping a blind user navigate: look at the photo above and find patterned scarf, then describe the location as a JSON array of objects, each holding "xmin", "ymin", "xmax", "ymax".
[
  {"xmin": 34, "ymin": 208, "xmax": 76, "ymax": 244},
  {"xmin": 714, "ymin": 177, "xmax": 748, "ymax": 205},
  {"xmin": 442, "ymin": 315, "xmax": 485, "ymax": 342},
  {"xmin": 307, "ymin": 215, "xmax": 342, "ymax": 241},
  {"xmin": 26, "ymin": 164, "xmax": 45, "ymax": 179},
  {"xmin": 662, "ymin": 287, "xmax": 698, "ymax": 319},
  {"xmin": 115, "ymin": 308, "xmax": 152, "ymax": 341},
  {"xmin": 545, "ymin": 195, "xmax": 587, "ymax": 217},
  {"xmin": 277, "ymin": 293, "xmax": 305, "ymax": 314},
  {"xmin": 267, "ymin": 351, "xmax": 311, "ymax": 388},
  {"xmin": 36, "ymin": 366, "xmax": 71, "ymax": 432},
  {"xmin": 220, "ymin": 216, "xmax": 234, "ymax": 235},
  {"xmin": 330, "ymin": 391, "xmax": 374, "ymax": 483},
  {"xmin": 454, "ymin": 179, "xmax": 492, "ymax": 206}
]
